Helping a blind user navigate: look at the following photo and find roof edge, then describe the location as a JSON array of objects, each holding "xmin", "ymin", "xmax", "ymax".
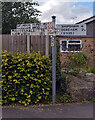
[{"xmin": 76, "ymin": 15, "xmax": 95, "ymax": 24}]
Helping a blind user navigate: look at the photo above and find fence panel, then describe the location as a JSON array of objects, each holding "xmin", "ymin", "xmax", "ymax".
[
  {"xmin": 30, "ymin": 35, "xmax": 46, "ymax": 55},
  {"xmin": 2, "ymin": 35, "xmax": 47, "ymax": 55}
]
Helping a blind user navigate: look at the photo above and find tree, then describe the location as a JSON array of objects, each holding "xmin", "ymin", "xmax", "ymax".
[{"xmin": 2, "ymin": 1, "xmax": 41, "ymax": 34}]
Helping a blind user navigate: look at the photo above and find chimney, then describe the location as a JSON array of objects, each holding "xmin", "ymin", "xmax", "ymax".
[{"xmin": 52, "ymin": 16, "xmax": 56, "ymax": 29}]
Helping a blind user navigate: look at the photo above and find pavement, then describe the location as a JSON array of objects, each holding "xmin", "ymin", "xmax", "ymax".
[{"xmin": 1, "ymin": 102, "xmax": 94, "ymax": 118}]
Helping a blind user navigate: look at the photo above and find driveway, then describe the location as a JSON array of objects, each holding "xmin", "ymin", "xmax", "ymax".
[{"xmin": 1, "ymin": 102, "xmax": 94, "ymax": 118}]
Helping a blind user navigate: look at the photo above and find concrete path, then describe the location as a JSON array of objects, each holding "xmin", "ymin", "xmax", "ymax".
[{"xmin": 2, "ymin": 102, "xmax": 94, "ymax": 118}]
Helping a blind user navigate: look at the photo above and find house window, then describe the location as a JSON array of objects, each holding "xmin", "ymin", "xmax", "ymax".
[
  {"xmin": 61, "ymin": 40, "xmax": 82, "ymax": 52},
  {"xmin": 61, "ymin": 41, "xmax": 67, "ymax": 51}
]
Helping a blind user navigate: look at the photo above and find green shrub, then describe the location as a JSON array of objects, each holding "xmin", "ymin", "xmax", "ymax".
[
  {"xmin": 64, "ymin": 52, "xmax": 88, "ymax": 76},
  {"xmin": 57, "ymin": 74, "xmax": 67, "ymax": 94},
  {"xmin": 56, "ymin": 39, "xmax": 67, "ymax": 94},
  {"xmin": 56, "ymin": 93, "xmax": 72, "ymax": 103},
  {"xmin": 83, "ymin": 67, "xmax": 95, "ymax": 74},
  {"xmin": 82, "ymin": 98, "xmax": 87, "ymax": 103},
  {"xmin": 90, "ymin": 97, "xmax": 95, "ymax": 102},
  {"xmin": 65, "ymin": 52, "xmax": 87, "ymax": 68},
  {"xmin": 2, "ymin": 51, "xmax": 52, "ymax": 106}
]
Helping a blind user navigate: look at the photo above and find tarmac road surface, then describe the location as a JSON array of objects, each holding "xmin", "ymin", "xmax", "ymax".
[{"xmin": 1, "ymin": 102, "xmax": 94, "ymax": 118}]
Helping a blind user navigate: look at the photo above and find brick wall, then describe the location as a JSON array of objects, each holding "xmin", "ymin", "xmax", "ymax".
[
  {"xmin": 93, "ymin": 38, "xmax": 95, "ymax": 67},
  {"xmin": 58, "ymin": 37, "xmax": 94, "ymax": 67}
]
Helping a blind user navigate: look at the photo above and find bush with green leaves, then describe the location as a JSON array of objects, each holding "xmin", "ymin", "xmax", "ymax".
[
  {"xmin": 56, "ymin": 92, "xmax": 72, "ymax": 103},
  {"xmin": 65, "ymin": 52, "xmax": 87, "ymax": 68},
  {"xmin": 64, "ymin": 52, "xmax": 88, "ymax": 75},
  {"xmin": 56, "ymin": 39, "xmax": 67, "ymax": 94},
  {"xmin": 2, "ymin": 51, "xmax": 52, "ymax": 106},
  {"xmin": 83, "ymin": 67, "xmax": 95, "ymax": 74}
]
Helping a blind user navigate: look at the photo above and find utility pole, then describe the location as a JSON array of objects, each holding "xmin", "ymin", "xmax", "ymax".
[{"xmin": 51, "ymin": 16, "xmax": 56, "ymax": 104}]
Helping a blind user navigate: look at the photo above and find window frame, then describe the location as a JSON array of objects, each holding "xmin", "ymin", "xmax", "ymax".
[{"xmin": 60, "ymin": 39, "xmax": 82, "ymax": 52}]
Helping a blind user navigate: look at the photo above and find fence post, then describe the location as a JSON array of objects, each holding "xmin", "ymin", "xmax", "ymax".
[
  {"xmin": 27, "ymin": 35, "xmax": 30, "ymax": 52},
  {"xmin": 12, "ymin": 35, "xmax": 14, "ymax": 53},
  {"xmin": 45, "ymin": 30, "xmax": 49, "ymax": 56}
]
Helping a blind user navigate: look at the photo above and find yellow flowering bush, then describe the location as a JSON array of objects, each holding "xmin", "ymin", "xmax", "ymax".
[
  {"xmin": 2, "ymin": 51, "xmax": 52, "ymax": 106},
  {"xmin": 64, "ymin": 52, "xmax": 87, "ymax": 69},
  {"xmin": 64, "ymin": 52, "xmax": 88, "ymax": 76}
]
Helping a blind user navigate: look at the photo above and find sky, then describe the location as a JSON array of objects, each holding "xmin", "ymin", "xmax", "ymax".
[{"xmin": 33, "ymin": 0, "xmax": 95, "ymax": 24}]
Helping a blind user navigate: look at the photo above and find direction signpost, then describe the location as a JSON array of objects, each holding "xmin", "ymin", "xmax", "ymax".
[
  {"xmin": 51, "ymin": 16, "xmax": 56, "ymax": 104},
  {"xmin": 11, "ymin": 15, "xmax": 87, "ymax": 104}
]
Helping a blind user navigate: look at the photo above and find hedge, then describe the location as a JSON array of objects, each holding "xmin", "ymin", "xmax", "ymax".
[{"xmin": 2, "ymin": 51, "xmax": 52, "ymax": 106}]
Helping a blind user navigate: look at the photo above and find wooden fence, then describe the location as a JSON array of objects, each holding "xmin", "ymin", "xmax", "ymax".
[{"xmin": 2, "ymin": 35, "xmax": 50, "ymax": 55}]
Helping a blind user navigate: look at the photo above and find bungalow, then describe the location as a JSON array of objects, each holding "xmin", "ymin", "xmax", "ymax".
[{"xmin": 56, "ymin": 16, "xmax": 95, "ymax": 67}]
